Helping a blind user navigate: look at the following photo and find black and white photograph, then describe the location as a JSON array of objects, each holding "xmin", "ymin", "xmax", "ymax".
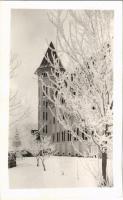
[
  {"xmin": 8, "ymin": 8, "xmax": 114, "ymax": 188},
  {"xmin": 0, "ymin": 1, "xmax": 122, "ymax": 199}
]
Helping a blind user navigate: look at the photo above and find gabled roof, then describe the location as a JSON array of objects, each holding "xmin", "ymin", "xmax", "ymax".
[{"xmin": 35, "ymin": 42, "xmax": 64, "ymax": 75}]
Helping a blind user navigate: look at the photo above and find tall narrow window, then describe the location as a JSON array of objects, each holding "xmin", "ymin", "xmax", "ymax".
[
  {"xmin": 43, "ymin": 112, "xmax": 45, "ymax": 120},
  {"xmin": 71, "ymin": 74, "xmax": 73, "ymax": 81},
  {"xmin": 46, "ymin": 125, "xmax": 47, "ymax": 134},
  {"xmin": 64, "ymin": 131, "xmax": 65, "ymax": 141},
  {"xmin": 68, "ymin": 131, "xmax": 69, "ymax": 141},
  {"xmin": 82, "ymin": 132, "xmax": 84, "ymax": 140},
  {"xmin": 58, "ymin": 132, "xmax": 60, "ymax": 142},
  {"xmin": 46, "ymin": 87, "xmax": 48, "ymax": 94},
  {"xmin": 57, "ymin": 133, "xmax": 58, "ymax": 142},
  {"xmin": 53, "ymin": 117, "xmax": 55, "ymax": 124},
  {"xmin": 43, "ymin": 85, "xmax": 45, "ymax": 96},
  {"xmin": 44, "ymin": 72, "xmax": 47, "ymax": 77},
  {"xmin": 46, "ymin": 101, "xmax": 48, "ymax": 108},
  {"xmin": 62, "ymin": 132, "xmax": 64, "ymax": 141},
  {"xmin": 46, "ymin": 112, "xmax": 48, "ymax": 120},
  {"xmin": 77, "ymin": 128, "xmax": 79, "ymax": 135},
  {"xmin": 43, "ymin": 127, "xmax": 45, "ymax": 133},
  {"xmin": 43, "ymin": 101, "xmax": 45, "ymax": 106}
]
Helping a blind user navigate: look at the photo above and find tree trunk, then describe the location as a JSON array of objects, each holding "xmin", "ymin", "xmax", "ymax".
[
  {"xmin": 36, "ymin": 157, "xmax": 39, "ymax": 167},
  {"xmin": 102, "ymin": 152, "xmax": 107, "ymax": 184},
  {"xmin": 41, "ymin": 159, "xmax": 46, "ymax": 171}
]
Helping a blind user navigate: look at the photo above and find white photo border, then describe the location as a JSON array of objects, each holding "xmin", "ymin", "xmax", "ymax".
[{"xmin": 0, "ymin": 1, "xmax": 122, "ymax": 200}]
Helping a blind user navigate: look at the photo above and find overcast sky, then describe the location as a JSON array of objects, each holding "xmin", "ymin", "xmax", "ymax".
[{"xmin": 11, "ymin": 9, "xmax": 57, "ymax": 128}]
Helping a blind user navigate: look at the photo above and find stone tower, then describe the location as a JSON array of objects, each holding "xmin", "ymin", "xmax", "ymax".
[{"xmin": 35, "ymin": 42, "xmax": 98, "ymax": 157}]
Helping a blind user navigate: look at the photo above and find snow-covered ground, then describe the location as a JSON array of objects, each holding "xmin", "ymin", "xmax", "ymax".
[{"xmin": 9, "ymin": 156, "xmax": 112, "ymax": 188}]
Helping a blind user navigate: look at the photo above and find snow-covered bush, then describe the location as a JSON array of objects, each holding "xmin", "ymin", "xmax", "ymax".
[{"xmin": 21, "ymin": 130, "xmax": 55, "ymax": 171}]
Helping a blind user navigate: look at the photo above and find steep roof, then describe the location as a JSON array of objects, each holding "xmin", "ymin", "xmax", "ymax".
[{"xmin": 35, "ymin": 42, "xmax": 64, "ymax": 75}]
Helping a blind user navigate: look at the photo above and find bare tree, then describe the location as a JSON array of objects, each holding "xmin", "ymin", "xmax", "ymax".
[
  {"xmin": 9, "ymin": 54, "xmax": 30, "ymax": 150},
  {"xmin": 21, "ymin": 127, "xmax": 55, "ymax": 171},
  {"xmin": 39, "ymin": 10, "xmax": 113, "ymax": 185}
]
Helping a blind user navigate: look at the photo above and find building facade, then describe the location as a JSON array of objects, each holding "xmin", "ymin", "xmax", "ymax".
[{"xmin": 35, "ymin": 42, "xmax": 98, "ymax": 157}]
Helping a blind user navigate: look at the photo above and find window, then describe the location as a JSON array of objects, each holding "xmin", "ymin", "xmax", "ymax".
[
  {"xmin": 43, "ymin": 101, "xmax": 45, "ymax": 106},
  {"xmin": 46, "ymin": 101, "xmax": 48, "ymax": 108},
  {"xmin": 43, "ymin": 127, "xmax": 45, "ymax": 133},
  {"xmin": 82, "ymin": 132, "xmax": 85, "ymax": 140},
  {"xmin": 43, "ymin": 112, "xmax": 45, "ymax": 120},
  {"xmin": 44, "ymin": 72, "xmax": 47, "ymax": 77},
  {"xmin": 62, "ymin": 132, "xmax": 64, "ymax": 141},
  {"xmin": 64, "ymin": 131, "xmax": 65, "ymax": 141},
  {"xmin": 77, "ymin": 128, "xmax": 79, "ymax": 135},
  {"xmin": 46, "ymin": 125, "xmax": 47, "ymax": 133},
  {"xmin": 53, "ymin": 117, "xmax": 55, "ymax": 124},
  {"xmin": 57, "ymin": 133, "xmax": 59, "ymax": 142},
  {"xmin": 71, "ymin": 74, "xmax": 73, "ymax": 81},
  {"xmin": 68, "ymin": 131, "xmax": 69, "ymax": 141},
  {"xmin": 46, "ymin": 86, "xmax": 47, "ymax": 94},
  {"xmin": 59, "ymin": 132, "xmax": 60, "ymax": 142},
  {"xmin": 61, "ymin": 98, "xmax": 65, "ymax": 104},
  {"xmin": 56, "ymin": 132, "xmax": 60, "ymax": 142},
  {"xmin": 42, "ymin": 72, "xmax": 47, "ymax": 77},
  {"xmin": 62, "ymin": 131, "xmax": 65, "ymax": 141},
  {"xmin": 46, "ymin": 112, "xmax": 48, "ymax": 120},
  {"xmin": 43, "ymin": 85, "xmax": 45, "ymax": 96}
]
